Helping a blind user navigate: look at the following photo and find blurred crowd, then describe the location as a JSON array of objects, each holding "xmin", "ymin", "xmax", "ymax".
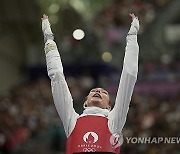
[
  {"xmin": 123, "ymin": 91, "xmax": 180, "ymax": 154},
  {"xmin": 93, "ymin": 0, "xmax": 170, "ymax": 43},
  {"xmin": 1, "ymin": 0, "xmax": 179, "ymax": 154},
  {"xmin": 138, "ymin": 60, "xmax": 180, "ymax": 82},
  {"xmin": 95, "ymin": 0, "xmax": 169, "ymax": 44},
  {"xmin": 57, "ymin": 0, "xmax": 173, "ymax": 68},
  {"xmin": 0, "ymin": 79, "xmax": 61, "ymax": 154}
]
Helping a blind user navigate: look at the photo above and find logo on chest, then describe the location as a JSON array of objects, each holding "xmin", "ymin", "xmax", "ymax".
[
  {"xmin": 83, "ymin": 131, "xmax": 98, "ymax": 143},
  {"xmin": 77, "ymin": 131, "xmax": 102, "ymax": 151}
]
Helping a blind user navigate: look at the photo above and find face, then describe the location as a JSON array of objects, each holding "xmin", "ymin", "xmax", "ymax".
[{"xmin": 84, "ymin": 88, "xmax": 111, "ymax": 110}]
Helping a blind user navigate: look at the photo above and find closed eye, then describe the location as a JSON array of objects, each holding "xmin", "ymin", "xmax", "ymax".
[{"xmin": 102, "ymin": 91, "xmax": 108, "ymax": 95}]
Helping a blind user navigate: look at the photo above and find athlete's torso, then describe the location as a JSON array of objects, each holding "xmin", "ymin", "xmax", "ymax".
[{"xmin": 66, "ymin": 115, "xmax": 121, "ymax": 154}]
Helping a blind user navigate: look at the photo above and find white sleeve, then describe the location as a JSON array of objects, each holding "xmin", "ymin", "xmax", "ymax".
[
  {"xmin": 108, "ymin": 18, "xmax": 139, "ymax": 134},
  {"xmin": 45, "ymin": 39, "xmax": 79, "ymax": 137}
]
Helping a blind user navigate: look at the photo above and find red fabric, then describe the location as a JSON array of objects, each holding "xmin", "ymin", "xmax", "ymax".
[{"xmin": 66, "ymin": 115, "xmax": 120, "ymax": 153}]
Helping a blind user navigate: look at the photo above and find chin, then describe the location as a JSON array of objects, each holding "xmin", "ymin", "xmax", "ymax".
[{"xmin": 89, "ymin": 98, "xmax": 102, "ymax": 107}]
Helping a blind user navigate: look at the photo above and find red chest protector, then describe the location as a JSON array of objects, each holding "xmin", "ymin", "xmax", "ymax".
[{"xmin": 65, "ymin": 115, "xmax": 121, "ymax": 154}]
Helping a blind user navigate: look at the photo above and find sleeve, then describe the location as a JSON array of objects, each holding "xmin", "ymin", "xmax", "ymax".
[
  {"xmin": 45, "ymin": 39, "xmax": 79, "ymax": 137},
  {"xmin": 108, "ymin": 18, "xmax": 139, "ymax": 134}
]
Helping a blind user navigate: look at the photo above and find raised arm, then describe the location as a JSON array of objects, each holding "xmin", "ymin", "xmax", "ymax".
[
  {"xmin": 108, "ymin": 13, "xmax": 139, "ymax": 134},
  {"xmin": 41, "ymin": 15, "xmax": 79, "ymax": 137}
]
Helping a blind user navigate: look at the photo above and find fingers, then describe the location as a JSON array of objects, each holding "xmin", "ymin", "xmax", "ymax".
[
  {"xmin": 129, "ymin": 13, "xmax": 138, "ymax": 19},
  {"xmin": 41, "ymin": 14, "xmax": 48, "ymax": 20}
]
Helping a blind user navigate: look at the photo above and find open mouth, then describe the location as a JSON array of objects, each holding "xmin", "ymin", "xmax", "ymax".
[{"xmin": 92, "ymin": 93, "xmax": 102, "ymax": 99}]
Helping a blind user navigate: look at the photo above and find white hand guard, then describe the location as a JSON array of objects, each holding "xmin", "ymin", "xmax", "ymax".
[{"xmin": 42, "ymin": 19, "xmax": 54, "ymax": 42}]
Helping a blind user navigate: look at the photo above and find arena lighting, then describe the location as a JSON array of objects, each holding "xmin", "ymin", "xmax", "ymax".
[
  {"xmin": 73, "ymin": 29, "xmax": 85, "ymax": 40},
  {"xmin": 102, "ymin": 52, "xmax": 112, "ymax": 62},
  {"xmin": 48, "ymin": 3, "xmax": 60, "ymax": 14},
  {"xmin": 161, "ymin": 54, "xmax": 172, "ymax": 64}
]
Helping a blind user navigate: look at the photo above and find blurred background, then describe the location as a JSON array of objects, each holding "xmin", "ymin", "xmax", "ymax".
[{"xmin": 0, "ymin": 0, "xmax": 180, "ymax": 153}]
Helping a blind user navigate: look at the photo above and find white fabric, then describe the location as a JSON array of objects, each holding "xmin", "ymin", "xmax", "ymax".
[
  {"xmin": 43, "ymin": 17, "xmax": 139, "ymax": 137},
  {"xmin": 81, "ymin": 106, "xmax": 110, "ymax": 117},
  {"xmin": 42, "ymin": 19, "xmax": 53, "ymax": 35},
  {"xmin": 128, "ymin": 17, "xmax": 139, "ymax": 35}
]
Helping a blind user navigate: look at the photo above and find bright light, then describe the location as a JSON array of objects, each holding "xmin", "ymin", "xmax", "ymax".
[
  {"xmin": 102, "ymin": 52, "xmax": 112, "ymax": 62},
  {"xmin": 70, "ymin": 0, "xmax": 85, "ymax": 12},
  {"xmin": 73, "ymin": 29, "xmax": 85, "ymax": 40},
  {"xmin": 161, "ymin": 54, "xmax": 171, "ymax": 64},
  {"xmin": 49, "ymin": 3, "xmax": 60, "ymax": 14}
]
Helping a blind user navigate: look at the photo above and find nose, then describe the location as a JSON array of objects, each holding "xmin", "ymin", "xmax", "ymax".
[{"xmin": 95, "ymin": 90, "xmax": 100, "ymax": 93}]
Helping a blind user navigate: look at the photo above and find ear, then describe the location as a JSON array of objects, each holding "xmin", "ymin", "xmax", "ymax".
[
  {"xmin": 83, "ymin": 101, "xmax": 88, "ymax": 108},
  {"xmin": 106, "ymin": 105, "xmax": 111, "ymax": 111}
]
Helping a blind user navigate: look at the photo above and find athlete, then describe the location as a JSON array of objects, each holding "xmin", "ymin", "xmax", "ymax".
[{"xmin": 41, "ymin": 13, "xmax": 139, "ymax": 153}]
